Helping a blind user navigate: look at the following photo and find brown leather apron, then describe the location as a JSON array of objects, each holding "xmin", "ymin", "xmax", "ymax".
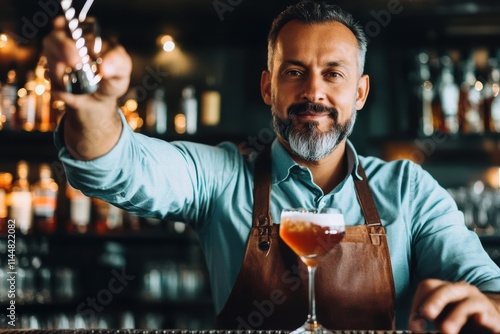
[{"xmin": 215, "ymin": 147, "xmax": 396, "ymax": 330}]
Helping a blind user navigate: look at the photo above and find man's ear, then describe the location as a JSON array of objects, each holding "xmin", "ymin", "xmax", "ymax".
[
  {"xmin": 355, "ymin": 74, "xmax": 370, "ymax": 110},
  {"xmin": 260, "ymin": 70, "xmax": 272, "ymax": 106}
]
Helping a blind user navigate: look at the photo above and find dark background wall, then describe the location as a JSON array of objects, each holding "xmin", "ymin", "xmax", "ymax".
[{"xmin": 1, "ymin": 0, "xmax": 500, "ymax": 187}]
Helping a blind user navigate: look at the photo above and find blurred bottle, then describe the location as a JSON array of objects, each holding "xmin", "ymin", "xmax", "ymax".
[
  {"xmin": 0, "ymin": 81, "xmax": 3, "ymax": 130},
  {"xmin": 182, "ymin": 85, "xmax": 198, "ymax": 135},
  {"xmin": 35, "ymin": 241, "xmax": 52, "ymax": 303},
  {"xmin": 415, "ymin": 52, "xmax": 435, "ymax": 136},
  {"xmin": 0, "ymin": 258, "xmax": 8, "ymax": 303},
  {"xmin": 484, "ymin": 55, "xmax": 500, "ymax": 132},
  {"xmin": 1, "ymin": 69, "xmax": 18, "ymax": 130},
  {"xmin": 18, "ymin": 71, "xmax": 37, "ymax": 131},
  {"xmin": 33, "ymin": 56, "xmax": 52, "ymax": 132},
  {"xmin": 33, "ymin": 164, "xmax": 58, "ymax": 234},
  {"xmin": 0, "ymin": 172, "xmax": 13, "ymax": 233},
  {"xmin": 458, "ymin": 54, "xmax": 484, "ymax": 134},
  {"xmin": 201, "ymin": 75, "xmax": 221, "ymax": 128},
  {"xmin": 94, "ymin": 198, "xmax": 123, "ymax": 234},
  {"xmin": 17, "ymin": 255, "xmax": 36, "ymax": 303},
  {"xmin": 437, "ymin": 56, "xmax": 460, "ymax": 134},
  {"xmin": 146, "ymin": 88, "xmax": 168, "ymax": 134},
  {"xmin": 66, "ymin": 182, "xmax": 91, "ymax": 234},
  {"xmin": 9, "ymin": 161, "xmax": 33, "ymax": 234}
]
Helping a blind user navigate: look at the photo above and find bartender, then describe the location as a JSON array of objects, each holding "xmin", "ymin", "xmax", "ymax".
[{"xmin": 43, "ymin": 0, "xmax": 500, "ymax": 332}]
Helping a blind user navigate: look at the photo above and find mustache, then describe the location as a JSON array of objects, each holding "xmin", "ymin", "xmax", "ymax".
[{"xmin": 287, "ymin": 102, "xmax": 338, "ymax": 121}]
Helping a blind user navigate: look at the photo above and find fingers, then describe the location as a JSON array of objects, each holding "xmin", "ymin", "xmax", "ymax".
[
  {"xmin": 410, "ymin": 279, "xmax": 473, "ymax": 333},
  {"xmin": 95, "ymin": 45, "xmax": 132, "ymax": 98},
  {"xmin": 409, "ymin": 279, "xmax": 500, "ymax": 334},
  {"xmin": 43, "ymin": 16, "xmax": 132, "ymax": 110},
  {"xmin": 42, "ymin": 16, "xmax": 81, "ymax": 90}
]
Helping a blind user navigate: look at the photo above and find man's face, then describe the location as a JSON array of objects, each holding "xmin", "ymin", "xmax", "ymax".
[{"xmin": 261, "ymin": 20, "xmax": 369, "ymax": 161}]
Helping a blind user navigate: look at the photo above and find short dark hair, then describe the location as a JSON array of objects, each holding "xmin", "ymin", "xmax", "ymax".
[{"xmin": 267, "ymin": 0, "xmax": 367, "ymax": 76}]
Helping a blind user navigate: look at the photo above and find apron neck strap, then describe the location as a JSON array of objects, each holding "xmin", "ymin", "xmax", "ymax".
[
  {"xmin": 354, "ymin": 164, "xmax": 382, "ymax": 227},
  {"xmin": 252, "ymin": 145, "xmax": 273, "ymax": 251},
  {"xmin": 252, "ymin": 146, "xmax": 382, "ymax": 228}
]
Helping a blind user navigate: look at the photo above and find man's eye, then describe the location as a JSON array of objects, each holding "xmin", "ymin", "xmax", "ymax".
[
  {"xmin": 327, "ymin": 72, "xmax": 341, "ymax": 78},
  {"xmin": 286, "ymin": 70, "xmax": 302, "ymax": 77}
]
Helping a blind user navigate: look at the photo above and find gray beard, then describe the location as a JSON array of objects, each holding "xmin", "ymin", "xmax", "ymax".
[{"xmin": 273, "ymin": 109, "xmax": 357, "ymax": 161}]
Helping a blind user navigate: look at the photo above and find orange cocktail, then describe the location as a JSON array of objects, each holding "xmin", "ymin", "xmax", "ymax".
[
  {"xmin": 280, "ymin": 218, "xmax": 345, "ymax": 267},
  {"xmin": 279, "ymin": 208, "xmax": 346, "ymax": 334}
]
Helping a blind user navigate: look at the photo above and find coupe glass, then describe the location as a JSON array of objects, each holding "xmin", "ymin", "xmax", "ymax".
[{"xmin": 279, "ymin": 208, "xmax": 346, "ymax": 333}]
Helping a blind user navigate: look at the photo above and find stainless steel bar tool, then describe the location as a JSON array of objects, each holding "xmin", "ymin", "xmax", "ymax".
[{"xmin": 59, "ymin": 0, "xmax": 102, "ymax": 94}]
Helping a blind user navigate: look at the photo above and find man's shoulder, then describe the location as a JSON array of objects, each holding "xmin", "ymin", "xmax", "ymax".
[
  {"xmin": 358, "ymin": 155, "xmax": 433, "ymax": 184},
  {"xmin": 359, "ymin": 155, "xmax": 416, "ymax": 174},
  {"xmin": 171, "ymin": 140, "xmax": 245, "ymax": 158}
]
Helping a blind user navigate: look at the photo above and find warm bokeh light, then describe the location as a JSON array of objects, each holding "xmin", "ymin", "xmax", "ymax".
[
  {"xmin": 422, "ymin": 80, "xmax": 433, "ymax": 91},
  {"xmin": 126, "ymin": 112, "xmax": 143, "ymax": 131},
  {"xmin": 0, "ymin": 34, "xmax": 8, "ymax": 48},
  {"xmin": 17, "ymin": 88, "xmax": 27, "ymax": 98},
  {"xmin": 52, "ymin": 100, "xmax": 66, "ymax": 111},
  {"xmin": 493, "ymin": 83, "xmax": 499, "ymax": 97},
  {"xmin": 175, "ymin": 113, "xmax": 187, "ymax": 134},
  {"xmin": 474, "ymin": 81, "xmax": 483, "ymax": 91},
  {"xmin": 124, "ymin": 99, "xmax": 138, "ymax": 112},
  {"xmin": 159, "ymin": 35, "xmax": 176, "ymax": 52},
  {"xmin": 484, "ymin": 167, "xmax": 500, "ymax": 189},
  {"xmin": 163, "ymin": 41, "xmax": 175, "ymax": 52},
  {"xmin": 35, "ymin": 84, "xmax": 46, "ymax": 96}
]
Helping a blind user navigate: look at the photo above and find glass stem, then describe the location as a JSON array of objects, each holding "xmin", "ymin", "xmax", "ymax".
[{"xmin": 306, "ymin": 265, "xmax": 318, "ymax": 327}]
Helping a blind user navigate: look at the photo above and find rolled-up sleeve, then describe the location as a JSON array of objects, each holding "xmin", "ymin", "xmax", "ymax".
[{"xmin": 54, "ymin": 110, "xmax": 241, "ymax": 227}]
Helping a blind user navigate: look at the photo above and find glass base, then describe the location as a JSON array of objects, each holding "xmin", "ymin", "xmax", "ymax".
[{"xmin": 289, "ymin": 322, "xmax": 332, "ymax": 334}]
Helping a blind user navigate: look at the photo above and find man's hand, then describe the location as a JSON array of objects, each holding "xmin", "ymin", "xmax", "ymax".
[
  {"xmin": 409, "ymin": 278, "xmax": 500, "ymax": 333},
  {"xmin": 42, "ymin": 16, "xmax": 132, "ymax": 160}
]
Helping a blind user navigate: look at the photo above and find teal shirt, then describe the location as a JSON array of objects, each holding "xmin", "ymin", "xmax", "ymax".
[{"xmin": 55, "ymin": 112, "xmax": 500, "ymax": 328}]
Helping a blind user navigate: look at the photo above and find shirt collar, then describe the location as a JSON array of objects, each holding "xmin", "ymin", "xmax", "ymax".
[{"xmin": 271, "ymin": 138, "xmax": 362, "ymax": 184}]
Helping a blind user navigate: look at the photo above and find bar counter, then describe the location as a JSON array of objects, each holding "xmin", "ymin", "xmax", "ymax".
[{"xmin": 0, "ymin": 330, "xmax": 441, "ymax": 334}]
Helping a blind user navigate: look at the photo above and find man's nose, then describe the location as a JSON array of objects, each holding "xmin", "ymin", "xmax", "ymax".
[{"xmin": 301, "ymin": 73, "xmax": 326, "ymax": 102}]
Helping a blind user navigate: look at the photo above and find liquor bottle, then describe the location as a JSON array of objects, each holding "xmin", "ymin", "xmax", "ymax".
[
  {"xmin": 145, "ymin": 88, "xmax": 168, "ymax": 134},
  {"xmin": 201, "ymin": 75, "xmax": 221, "ymax": 127},
  {"xmin": 9, "ymin": 161, "xmax": 33, "ymax": 234},
  {"xmin": 33, "ymin": 164, "xmax": 58, "ymax": 234},
  {"xmin": 437, "ymin": 55, "xmax": 460, "ymax": 134},
  {"xmin": 415, "ymin": 52, "xmax": 435, "ymax": 136},
  {"xmin": 458, "ymin": 55, "xmax": 484, "ymax": 134},
  {"xmin": 18, "ymin": 71, "xmax": 37, "ymax": 131},
  {"xmin": 182, "ymin": 85, "xmax": 198, "ymax": 135},
  {"xmin": 1, "ymin": 69, "xmax": 18, "ymax": 130},
  {"xmin": 93, "ymin": 197, "xmax": 123, "ymax": 234},
  {"xmin": 66, "ymin": 182, "xmax": 91, "ymax": 234},
  {"xmin": 484, "ymin": 57, "xmax": 500, "ymax": 132},
  {"xmin": 0, "ymin": 172, "xmax": 13, "ymax": 234},
  {"xmin": 33, "ymin": 56, "xmax": 52, "ymax": 132}
]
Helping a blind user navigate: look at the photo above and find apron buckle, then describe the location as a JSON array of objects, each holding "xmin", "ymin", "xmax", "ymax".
[{"xmin": 257, "ymin": 216, "xmax": 271, "ymax": 252}]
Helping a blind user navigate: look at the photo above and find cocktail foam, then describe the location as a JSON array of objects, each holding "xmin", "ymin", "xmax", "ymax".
[{"xmin": 281, "ymin": 210, "xmax": 345, "ymax": 229}]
